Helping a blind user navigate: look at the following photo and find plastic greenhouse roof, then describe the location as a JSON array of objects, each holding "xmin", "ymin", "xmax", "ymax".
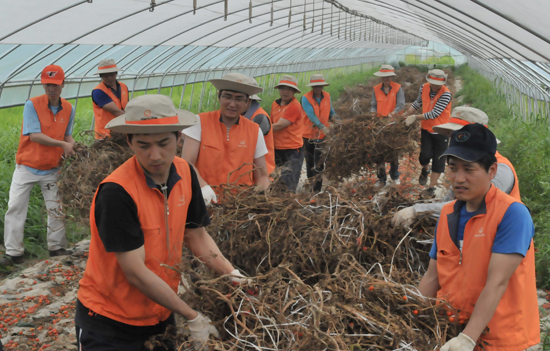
[{"xmin": 0, "ymin": 0, "xmax": 549, "ymax": 107}]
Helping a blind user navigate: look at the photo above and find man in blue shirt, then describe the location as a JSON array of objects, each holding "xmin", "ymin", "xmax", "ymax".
[{"xmin": 1, "ymin": 65, "xmax": 75, "ymax": 267}]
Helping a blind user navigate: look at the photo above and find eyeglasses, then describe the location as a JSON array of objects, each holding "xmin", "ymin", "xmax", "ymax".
[{"xmin": 220, "ymin": 94, "xmax": 248, "ymax": 104}]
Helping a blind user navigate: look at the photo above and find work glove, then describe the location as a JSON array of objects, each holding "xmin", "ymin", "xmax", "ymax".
[
  {"xmin": 187, "ymin": 312, "xmax": 220, "ymax": 348},
  {"xmin": 441, "ymin": 333, "xmax": 476, "ymax": 351},
  {"xmin": 391, "ymin": 207, "xmax": 416, "ymax": 228},
  {"xmin": 405, "ymin": 115, "xmax": 417, "ymax": 126},
  {"xmin": 228, "ymin": 269, "xmax": 249, "ymax": 286},
  {"xmin": 201, "ymin": 185, "xmax": 217, "ymax": 205}
]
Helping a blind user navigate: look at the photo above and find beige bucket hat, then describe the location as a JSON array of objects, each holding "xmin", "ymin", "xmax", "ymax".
[
  {"xmin": 247, "ymin": 76, "xmax": 262, "ymax": 101},
  {"xmin": 210, "ymin": 73, "xmax": 263, "ymax": 96},
  {"xmin": 426, "ymin": 69, "xmax": 447, "ymax": 85},
  {"xmin": 433, "ymin": 106, "xmax": 500, "ymax": 143},
  {"xmin": 105, "ymin": 94, "xmax": 198, "ymax": 134},
  {"xmin": 275, "ymin": 75, "xmax": 301, "ymax": 94},
  {"xmin": 307, "ymin": 74, "xmax": 329, "ymax": 87},
  {"xmin": 374, "ymin": 64, "xmax": 398, "ymax": 77},
  {"xmin": 94, "ymin": 59, "xmax": 120, "ymax": 75}
]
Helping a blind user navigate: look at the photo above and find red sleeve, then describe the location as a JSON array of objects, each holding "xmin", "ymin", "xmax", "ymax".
[{"xmin": 281, "ymin": 103, "xmax": 302, "ymax": 124}]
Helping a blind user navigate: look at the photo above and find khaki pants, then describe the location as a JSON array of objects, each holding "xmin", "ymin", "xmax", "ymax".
[{"xmin": 4, "ymin": 165, "xmax": 66, "ymax": 256}]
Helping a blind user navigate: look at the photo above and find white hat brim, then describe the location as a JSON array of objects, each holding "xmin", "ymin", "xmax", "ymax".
[
  {"xmin": 250, "ymin": 94, "xmax": 262, "ymax": 101},
  {"xmin": 105, "ymin": 109, "xmax": 198, "ymax": 134},
  {"xmin": 434, "ymin": 122, "xmax": 501, "ymax": 144},
  {"xmin": 307, "ymin": 82, "xmax": 330, "ymax": 87},
  {"xmin": 426, "ymin": 74, "xmax": 447, "ymax": 85},
  {"xmin": 210, "ymin": 79, "xmax": 263, "ymax": 96},
  {"xmin": 274, "ymin": 83, "xmax": 301, "ymax": 94},
  {"xmin": 94, "ymin": 67, "xmax": 120, "ymax": 75},
  {"xmin": 374, "ymin": 71, "xmax": 397, "ymax": 77}
]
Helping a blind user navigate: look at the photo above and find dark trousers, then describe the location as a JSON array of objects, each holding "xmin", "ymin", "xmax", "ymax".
[
  {"xmin": 419, "ymin": 129, "xmax": 449, "ymax": 173},
  {"xmin": 303, "ymin": 138, "xmax": 325, "ymax": 191},
  {"xmin": 275, "ymin": 148, "xmax": 303, "ymax": 192},
  {"xmin": 76, "ymin": 326, "xmax": 176, "ymax": 351},
  {"xmin": 377, "ymin": 161, "xmax": 399, "ymax": 182}
]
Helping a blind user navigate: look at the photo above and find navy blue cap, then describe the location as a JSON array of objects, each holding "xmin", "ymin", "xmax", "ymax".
[{"xmin": 440, "ymin": 123, "xmax": 497, "ymax": 162}]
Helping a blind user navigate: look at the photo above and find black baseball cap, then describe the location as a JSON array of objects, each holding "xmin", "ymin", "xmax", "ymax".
[{"xmin": 440, "ymin": 123, "xmax": 497, "ymax": 162}]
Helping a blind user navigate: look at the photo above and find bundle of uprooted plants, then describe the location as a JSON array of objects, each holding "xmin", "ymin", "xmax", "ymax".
[
  {"xmin": 322, "ymin": 114, "xmax": 420, "ymax": 181},
  {"xmin": 58, "ymin": 132, "xmax": 134, "ymax": 224},
  {"xmin": 143, "ymin": 185, "xmax": 464, "ymax": 350}
]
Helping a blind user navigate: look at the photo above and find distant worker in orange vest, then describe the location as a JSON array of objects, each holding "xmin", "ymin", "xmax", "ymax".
[
  {"xmin": 0, "ymin": 65, "xmax": 75, "ymax": 267},
  {"xmin": 271, "ymin": 75, "xmax": 303, "ymax": 192},
  {"xmin": 301, "ymin": 74, "xmax": 335, "ymax": 192},
  {"xmin": 76, "ymin": 95, "xmax": 246, "ymax": 350},
  {"xmin": 242, "ymin": 76, "xmax": 275, "ymax": 176},
  {"xmin": 402, "ymin": 69, "xmax": 452, "ymax": 197},
  {"xmin": 418, "ymin": 124, "xmax": 539, "ymax": 351},
  {"xmin": 392, "ymin": 107, "xmax": 520, "ymax": 228},
  {"xmin": 370, "ymin": 65, "xmax": 405, "ymax": 187},
  {"xmin": 92, "ymin": 59, "xmax": 129, "ymax": 139},
  {"xmin": 181, "ymin": 73, "xmax": 270, "ymax": 205}
]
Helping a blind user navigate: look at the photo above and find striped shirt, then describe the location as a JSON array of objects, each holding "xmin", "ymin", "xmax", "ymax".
[{"xmin": 411, "ymin": 84, "xmax": 452, "ymax": 120}]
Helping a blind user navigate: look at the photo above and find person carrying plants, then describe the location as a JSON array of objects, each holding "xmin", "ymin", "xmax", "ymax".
[
  {"xmin": 370, "ymin": 64, "xmax": 405, "ymax": 187},
  {"xmin": 75, "ymin": 94, "xmax": 247, "ymax": 350},
  {"xmin": 301, "ymin": 73, "xmax": 335, "ymax": 192},
  {"xmin": 391, "ymin": 106, "xmax": 520, "ymax": 228},
  {"xmin": 271, "ymin": 75, "xmax": 304, "ymax": 192},
  {"xmin": 0, "ymin": 65, "xmax": 75, "ymax": 267},
  {"xmin": 91, "ymin": 59, "xmax": 129, "ymax": 139},
  {"xmin": 181, "ymin": 73, "xmax": 270, "ymax": 205},
  {"xmin": 402, "ymin": 69, "xmax": 452, "ymax": 197},
  {"xmin": 418, "ymin": 123, "xmax": 539, "ymax": 351},
  {"xmin": 242, "ymin": 76, "xmax": 275, "ymax": 176}
]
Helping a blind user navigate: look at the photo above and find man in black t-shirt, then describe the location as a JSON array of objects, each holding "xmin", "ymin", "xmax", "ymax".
[{"xmin": 75, "ymin": 95, "xmax": 247, "ymax": 351}]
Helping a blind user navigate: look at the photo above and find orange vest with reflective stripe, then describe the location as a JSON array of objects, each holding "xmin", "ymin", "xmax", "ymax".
[
  {"xmin": 436, "ymin": 186, "xmax": 539, "ymax": 350},
  {"xmin": 302, "ymin": 91, "xmax": 331, "ymax": 140},
  {"xmin": 495, "ymin": 151, "xmax": 521, "ymax": 201},
  {"xmin": 78, "ymin": 156, "xmax": 192, "ymax": 326},
  {"xmin": 15, "ymin": 95, "xmax": 72, "ymax": 170},
  {"xmin": 250, "ymin": 107, "xmax": 275, "ymax": 175},
  {"xmin": 271, "ymin": 98, "xmax": 303, "ymax": 150},
  {"xmin": 421, "ymin": 84, "xmax": 451, "ymax": 133},
  {"xmin": 92, "ymin": 81, "xmax": 129, "ymax": 139},
  {"xmin": 195, "ymin": 110, "xmax": 259, "ymax": 188},
  {"xmin": 373, "ymin": 82, "xmax": 401, "ymax": 117}
]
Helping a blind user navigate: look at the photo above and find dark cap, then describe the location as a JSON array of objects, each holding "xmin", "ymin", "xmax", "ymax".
[{"xmin": 440, "ymin": 123, "xmax": 497, "ymax": 162}]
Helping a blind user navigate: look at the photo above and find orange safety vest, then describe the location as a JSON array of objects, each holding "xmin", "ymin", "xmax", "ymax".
[
  {"xmin": 420, "ymin": 84, "xmax": 451, "ymax": 133},
  {"xmin": 249, "ymin": 106, "xmax": 275, "ymax": 175},
  {"xmin": 373, "ymin": 82, "xmax": 401, "ymax": 117},
  {"xmin": 436, "ymin": 186, "xmax": 539, "ymax": 350},
  {"xmin": 495, "ymin": 151, "xmax": 521, "ymax": 201},
  {"xmin": 15, "ymin": 95, "xmax": 72, "ymax": 170},
  {"xmin": 78, "ymin": 156, "xmax": 192, "ymax": 326},
  {"xmin": 271, "ymin": 97, "xmax": 303, "ymax": 150},
  {"xmin": 194, "ymin": 110, "xmax": 259, "ymax": 188},
  {"xmin": 92, "ymin": 81, "xmax": 129, "ymax": 139},
  {"xmin": 302, "ymin": 91, "xmax": 331, "ymax": 140}
]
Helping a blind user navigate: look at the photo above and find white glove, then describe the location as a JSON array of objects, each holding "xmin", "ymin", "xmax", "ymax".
[
  {"xmin": 391, "ymin": 207, "xmax": 416, "ymax": 228},
  {"xmin": 405, "ymin": 115, "xmax": 417, "ymax": 126},
  {"xmin": 187, "ymin": 312, "xmax": 220, "ymax": 348},
  {"xmin": 441, "ymin": 333, "xmax": 476, "ymax": 351},
  {"xmin": 228, "ymin": 269, "xmax": 248, "ymax": 286},
  {"xmin": 201, "ymin": 185, "xmax": 217, "ymax": 205}
]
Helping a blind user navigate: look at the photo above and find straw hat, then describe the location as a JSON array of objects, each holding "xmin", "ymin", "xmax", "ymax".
[
  {"xmin": 274, "ymin": 75, "xmax": 301, "ymax": 94},
  {"xmin": 373, "ymin": 64, "xmax": 398, "ymax": 77},
  {"xmin": 105, "ymin": 94, "xmax": 198, "ymax": 134},
  {"xmin": 247, "ymin": 76, "xmax": 262, "ymax": 101},
  {"xmin": 433, "ymin": 106, "xmax": 500, "ymax": 143},
  {"xmin": 94, "ymin": 59, "xmax": 120, "ymax": 75},
  {"xmin": 425, "ymin": 69, "xmax": 447, "ymax": 85},
  {"xmin": 210, "ymin": 73, "xmax": 263, "ymax": 96},
  {"xmin": 41, "ymin": 65, "xmax": 65, "ymax": 85},
  {"xmin": 307, "ymin": 74, "xmax": 329, "ymax": 87}
]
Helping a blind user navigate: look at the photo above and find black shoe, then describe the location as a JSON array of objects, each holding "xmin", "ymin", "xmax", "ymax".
[
  {"xmin": 49, "ymin": 248, "xmax": 72, "ymax": 257},
  {"xmin": 0, "ymin": 254, "xmax": 25, "ymax": 266},
  {"xmin": 420, "ymin": 187, "xmax": 436, "ymax": 198},
  {"xmin": 419, "ymin": 168, "xmax": 430, "ymax": 186}
]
